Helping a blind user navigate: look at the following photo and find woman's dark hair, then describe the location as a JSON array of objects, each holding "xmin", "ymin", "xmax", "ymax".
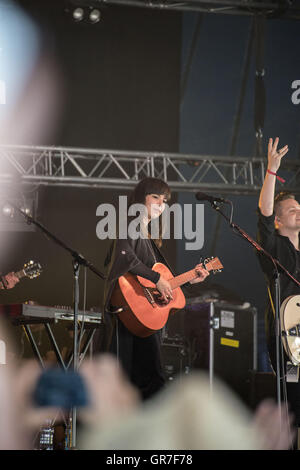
[
  {"xmin": 129, "ymin": 177, "xmax": 171, "ymax": 205},
  {"xmin": 128, "ymin": 177, "xmax": 171, "ymax": 248}
]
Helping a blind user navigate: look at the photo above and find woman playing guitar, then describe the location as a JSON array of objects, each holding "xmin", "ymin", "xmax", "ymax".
[{"xmin": 101, "ymin": 177, "xmax": 210, "ymax": 401}]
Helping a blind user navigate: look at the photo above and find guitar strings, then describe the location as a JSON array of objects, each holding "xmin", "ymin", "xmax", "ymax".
[{"xmin": 268, "ymin": 284, "xmax": 295, "ymax": 448}]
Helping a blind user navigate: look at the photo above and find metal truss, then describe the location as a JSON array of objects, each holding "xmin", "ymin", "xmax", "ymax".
[
  {"xmin": 0, "ymin": 144, "xmax": 300, "ymax": 195},
  {"xmin": 80, "ymin": 0, "xmax": 300, "ymax": 19}
]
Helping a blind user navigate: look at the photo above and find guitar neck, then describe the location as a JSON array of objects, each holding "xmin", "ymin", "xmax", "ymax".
[
  {"xmin": 169, "ymin": 269, "xmax": 198, "ymax": 290},
  {"xmin": 168, "ymin": 258, "xmax": 223, "ymax": 289},
  {"xmin": 13, "ymin": 270, "xmax": 25, "ymax": 280},
  {"xmin": 0, "ymin": 262, "xmax": 41, "ymax": 289}
]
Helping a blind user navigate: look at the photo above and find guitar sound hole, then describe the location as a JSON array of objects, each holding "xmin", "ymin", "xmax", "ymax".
[{"xmin": 297, "ymin": 303, "xmax": 300, "ymax": 307}]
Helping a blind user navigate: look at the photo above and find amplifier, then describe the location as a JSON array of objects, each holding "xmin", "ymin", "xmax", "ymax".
[
  {"xmin": 167, "ymin": 300, "xmax": 258, "ymax": 406},
  {"xmin": 160, "ymin": 333, "xmax": 191, "ymax": 381}
]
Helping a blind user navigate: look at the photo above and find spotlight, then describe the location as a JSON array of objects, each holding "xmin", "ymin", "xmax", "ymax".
[
  {"xmin": 20, "ymin": 206, "xmax": 32, "ymax": 216},
  {"xmin": 2, "ymin": 204, "xmax": 14, "ymax": 218},
  {"xmin": 89, "ymin": 8, "xmax": 101, "ymax": 23},
  {"xmin": 0, "ymin": 197, "xmax": 36, "ymax": 232},
  {"xmin": 73, "ymin": 7, "xmax": 84, "ymax": 22}
]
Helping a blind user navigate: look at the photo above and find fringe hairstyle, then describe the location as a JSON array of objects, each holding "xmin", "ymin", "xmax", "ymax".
[{"xmin": 128, "ymin": 177, "xmax": 171, "ymax": 248}]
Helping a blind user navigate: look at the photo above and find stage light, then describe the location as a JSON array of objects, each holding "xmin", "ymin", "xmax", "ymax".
[
  {"xmin": 73, "ymin": 7, "xmax": 84, "ymax": 21},
  {"xmin": 2, "ymin": 204, "xmax": 14, "ymax": 218},
  {"xmin": 65, "ymin": 4, "xmax": 102, "ymax": 25},
  {"xmin": 0, "ymin": 198, "xmax": 36, "ymax": 232},
  {"xmin": 89, "ymin": 9, "xmax": 101, "ymax": 23},
  {"xmin": 20, "ymin": 206, "xmax": 32, "ymax": 216}
]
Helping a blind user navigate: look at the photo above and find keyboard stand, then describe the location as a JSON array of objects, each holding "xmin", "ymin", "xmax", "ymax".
[
  {"xmin": 22, "ymin": 324, "xmax": 45, "ymax": 369},
  {"xmin": 14, "ymin": 315, "xmax": 101, "ymax": 371}
]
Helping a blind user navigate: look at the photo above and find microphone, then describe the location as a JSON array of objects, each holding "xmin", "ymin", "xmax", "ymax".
[{"xmin": 195, "ymin": 192, "xmax": 229, "ymax": 204}]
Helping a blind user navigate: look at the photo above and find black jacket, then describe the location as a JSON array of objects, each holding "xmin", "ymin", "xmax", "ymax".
[
  {"xmin": 103, "ymin": 237, "xmax": 174, "ymax": 315},
  {"xmin": 256, "ymin": 207, "xmax": 300, "ymax": 346}
]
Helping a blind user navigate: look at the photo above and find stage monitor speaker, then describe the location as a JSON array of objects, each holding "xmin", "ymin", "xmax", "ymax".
[
  {"xmin": 160, "ymin": 334, "xmax": 191, "ymax": 381},
  {"xmin": 183, "ymin": 300, "xmax": 258, "ymax": 406}
]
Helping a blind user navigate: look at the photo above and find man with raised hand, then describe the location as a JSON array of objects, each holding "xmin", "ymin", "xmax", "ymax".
[{"xmin": 257, "ymin": 137, "xmax": 300, "ymax": 448}]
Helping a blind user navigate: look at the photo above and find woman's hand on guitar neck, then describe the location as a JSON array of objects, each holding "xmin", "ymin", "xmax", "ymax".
[
  {"xmin": 189, "ymin": 264, "xmax": 210, "ymax": 284},
  {"xmin": 156, "ymin": 276, "xmax": 173, "ymax": 303}
]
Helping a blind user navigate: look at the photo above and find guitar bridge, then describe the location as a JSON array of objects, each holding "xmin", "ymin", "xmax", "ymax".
[
  {"xmin": 143, "ymin": 287, "xmax": 156, "ymax": 307},
  {"xmin": 143, "ymin": 287, "xmax": 166, "ymax": 307}
]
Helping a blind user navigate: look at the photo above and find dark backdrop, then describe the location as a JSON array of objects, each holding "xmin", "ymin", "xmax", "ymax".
[
  {"xmin": 17, "ymin": 0, "xmax": 182, "ymax": 151},
  {"xmin": 178, "ymin": 12, "xmax": 300, "ymax": 371},
  {"xmin": 2, "ymin": 3, "xmax": 300, "ymax": 372},
  {"xmin": 0, "ymin": 2, "xmax": 181, "ymax": 357}
]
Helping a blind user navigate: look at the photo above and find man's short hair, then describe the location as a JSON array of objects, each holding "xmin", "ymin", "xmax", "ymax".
[{"xmin": 274, "ymin": 191, "xmax": 296, "ymax": 215}]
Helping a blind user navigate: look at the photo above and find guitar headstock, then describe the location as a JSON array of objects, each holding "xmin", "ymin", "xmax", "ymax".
[
  {"xmin": 23, "ymin": 260, "xmax": 42, "ymax": 279},
  {"xmin": 203, "ymin": 257, "xmax": 223, "ymax": 274}
]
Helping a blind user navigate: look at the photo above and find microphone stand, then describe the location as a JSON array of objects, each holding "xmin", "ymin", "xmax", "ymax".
[
  {"xmin": 206, "ymin": 199, "xmax": 300, "ymax": 412},
  {"xmin": 7, "ymin": 201, "xmax": 106, "ymax": 449}
]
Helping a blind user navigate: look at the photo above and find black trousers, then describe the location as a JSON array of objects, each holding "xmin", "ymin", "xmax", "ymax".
[{"xmin": 108, "ymin": 317, "xmax": 166, "ymax": 400}]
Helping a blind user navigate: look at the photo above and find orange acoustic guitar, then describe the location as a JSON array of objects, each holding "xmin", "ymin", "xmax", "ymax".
[{"xmin": 110, "ymin": 257, "xmax": 223, "ymax": 337}]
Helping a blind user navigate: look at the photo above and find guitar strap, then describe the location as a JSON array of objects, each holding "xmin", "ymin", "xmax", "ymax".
[
  {"xmin": 148, "ymin": 238, "xmax": 177, "ymax": 277},
  {"xmin": 296, "ymin": 250, "xmax": 300, "ymax": 278},
  {"xmin": 147, "ymin": 238, "xmax": 158, "ymax": 264}
]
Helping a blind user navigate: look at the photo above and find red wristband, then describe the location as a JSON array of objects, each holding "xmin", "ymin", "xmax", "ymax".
[{"xmin": 267, "ymin": 169, "xmax": 285, "ymax": 183}]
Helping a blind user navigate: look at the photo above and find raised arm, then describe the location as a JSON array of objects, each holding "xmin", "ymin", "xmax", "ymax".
[{"xmin": 258, "ymin": 137, "xmax": 289, "ymax": 216}]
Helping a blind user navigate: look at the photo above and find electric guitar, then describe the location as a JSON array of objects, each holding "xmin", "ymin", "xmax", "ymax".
[
  {"xmin": 280, "ymin": 295, "xmax": 300, "ymax": 365},
  {"xmin": 0, "ymin": 260, "xmax": 42, "ymax": 289},
  {"xmin": 110, "ymin": 257, "xmax": 223, "ymax": 337}
]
